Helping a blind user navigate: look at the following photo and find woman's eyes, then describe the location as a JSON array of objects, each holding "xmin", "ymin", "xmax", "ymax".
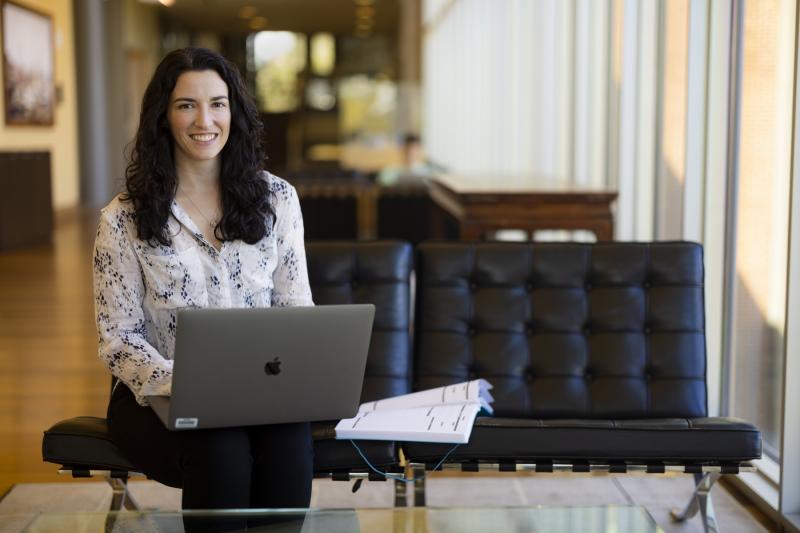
[{"xmin": 175, "ymin": 102, "xmax": 228, "ymax": 110}]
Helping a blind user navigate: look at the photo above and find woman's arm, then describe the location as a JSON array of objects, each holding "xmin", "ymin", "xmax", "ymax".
[
  {"xmin": 271, "ymin": 184, "xmax": 314, "ymax": 307},
  {"xmin": 93, "ymin": 209, "xmax": 173, "ymax": 401}
]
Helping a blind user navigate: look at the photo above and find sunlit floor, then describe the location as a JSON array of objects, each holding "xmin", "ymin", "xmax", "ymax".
[
  {"xmin": 0, "ymin": 209, "xmax": 106, "ymax": 494},
  {"xmin": 0, "ymin": 212, "xmax": 777, "ymax": 533}
]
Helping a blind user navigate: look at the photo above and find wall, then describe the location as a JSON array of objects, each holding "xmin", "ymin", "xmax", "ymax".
[{"xmin": 0, "ymin": 0, "xmax": 79, "ymax": 211}]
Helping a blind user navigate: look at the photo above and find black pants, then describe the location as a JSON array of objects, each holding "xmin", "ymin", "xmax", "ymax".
[{"xmin": 108, "ymin": 383, "xmax": 313, "ymax": 531}]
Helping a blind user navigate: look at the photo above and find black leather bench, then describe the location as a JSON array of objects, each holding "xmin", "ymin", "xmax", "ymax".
[{"xmin": 42, "ymin": 240, "xmax": 760, "ymax": 532}]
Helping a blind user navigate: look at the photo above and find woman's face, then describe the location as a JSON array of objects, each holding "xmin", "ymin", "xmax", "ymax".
[{"xmin": 167, "ymin": 69, "xmax": 231, "ymax": 166}]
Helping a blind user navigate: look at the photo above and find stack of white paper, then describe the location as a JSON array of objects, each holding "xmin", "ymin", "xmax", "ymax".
[{"xmin": 335, "ymin": 379, "xmax": 494, "ymax": 444}]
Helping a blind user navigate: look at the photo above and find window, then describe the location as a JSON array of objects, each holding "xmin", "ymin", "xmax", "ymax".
[
  {"xmin": 655, "ymin": 0, "xmax": 689, "ymax": 239},
  {"xmin": 249, "ymin": 31, "xmax": 307, "ymax": 113},
  {"xmin": 726, "ymin": 0, "xmax": 795, "ymax": 463}
]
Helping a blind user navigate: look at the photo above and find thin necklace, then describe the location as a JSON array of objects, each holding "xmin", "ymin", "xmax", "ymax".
[{"xmin": 178, "ymin": 186, "xmax": 219, "ymax": 229}]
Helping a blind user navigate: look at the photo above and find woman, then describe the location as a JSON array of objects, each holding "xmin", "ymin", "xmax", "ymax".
[{"xmin": 93, "ymin": 47, "xmax": 314, "ymax": 523}]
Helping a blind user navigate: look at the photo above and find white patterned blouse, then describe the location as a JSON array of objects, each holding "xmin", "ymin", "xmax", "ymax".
[{"xmin": 93, "ymin": 172, "xmax": 314, "ymax": 406}]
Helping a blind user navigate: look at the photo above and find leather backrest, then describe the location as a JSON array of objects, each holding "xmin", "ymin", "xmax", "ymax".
[
  {"xmin": 306, "ymin": 241, "xmax": 413, "ymax": 402},
  {"xmin": 414, "ymin": 242, "xmax": 707, "ymax": 419}
]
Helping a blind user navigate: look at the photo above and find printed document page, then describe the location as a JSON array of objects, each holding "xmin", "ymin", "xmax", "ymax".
[
  {"xmin": 335, "ymin": 402, "xmax": 483, "ymax": 444},
  {"xmin": 357, "ymin": 379, "xmax": 494, "ymax": 415}
]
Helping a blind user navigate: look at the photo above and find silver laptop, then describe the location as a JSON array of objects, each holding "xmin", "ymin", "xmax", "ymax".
[{"xmin": 148, "ymin": 304, "xmax": 375, "ymax": 430}]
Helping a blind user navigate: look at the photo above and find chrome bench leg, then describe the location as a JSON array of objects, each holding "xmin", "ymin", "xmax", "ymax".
[
  {"xmin": 413, "ymin": 465, "xmax": 426, "ymax": 507},
  {"xmin": 671, "ymin": 472, "xmax": 721, "ymax": 533},
  {"xmin": 107, "ymin": 476, "xmax": 139, "ymax": 511},
  {"xmin": 105, "ymin": 476, "xmax": 140, "ymax": 533},
  {"xmin": 394, "ymin": 476, "xmax": 407, "ymax": 507}
]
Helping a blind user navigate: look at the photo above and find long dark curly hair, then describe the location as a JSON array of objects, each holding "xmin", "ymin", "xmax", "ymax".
[{"xmin": 123, "ymin": 47, "xmax": 273, "ymax": 247}]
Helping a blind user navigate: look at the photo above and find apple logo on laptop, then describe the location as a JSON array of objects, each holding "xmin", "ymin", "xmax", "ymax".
[{"xmin": 264, "ymin": 357, "xmax": 282, "ymax": 376}]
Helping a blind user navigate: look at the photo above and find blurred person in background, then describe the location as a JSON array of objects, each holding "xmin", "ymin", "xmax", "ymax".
[{"xmin": 377, "ymin": 133, "xmax": 434, "ymax": 186}]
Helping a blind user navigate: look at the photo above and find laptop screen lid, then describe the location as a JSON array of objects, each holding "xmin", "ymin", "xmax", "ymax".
[{"xmin": 151, "ymin": 304, "xmax": 374, "ymax": 430}]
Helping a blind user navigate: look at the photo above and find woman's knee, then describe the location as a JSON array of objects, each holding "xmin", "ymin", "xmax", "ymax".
[
  {"xmin": 255, "ymin": 422, "xmax": 311, "ymax": 451},
  {"xmin": 179, "ymin": 428, "xmax": 252, "ymax": 472},
  {"xmin": 250, "ymin": 422, "xmax": 313, "ymax": 470}
]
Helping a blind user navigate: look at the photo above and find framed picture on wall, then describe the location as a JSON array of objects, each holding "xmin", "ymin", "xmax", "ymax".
[{"xmin": 1, "ymin": 1, "xmax": 54, "ymax": 125}]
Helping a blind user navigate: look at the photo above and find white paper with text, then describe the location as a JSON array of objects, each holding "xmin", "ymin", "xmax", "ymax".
[
  {"xmin": 334, "ymin": 379, "xmax": 493, "ymax": 443},
  {"xmin": 335, "ymin": 403, "xmax": 483, "ymax": 443},
  {"xmin": 356, "ymin": 379, "xmax": 494, "ymax": 415}
]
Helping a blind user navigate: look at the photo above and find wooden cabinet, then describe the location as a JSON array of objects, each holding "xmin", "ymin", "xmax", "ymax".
[{"xmin": 0, "ymin": 152, "xmax": 52, "ymax": 250}]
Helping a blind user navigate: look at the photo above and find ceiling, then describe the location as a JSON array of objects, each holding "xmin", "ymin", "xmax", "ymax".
[{"xmin": 156, "ymin": 0, "xmax": 399, "ymax": 36}]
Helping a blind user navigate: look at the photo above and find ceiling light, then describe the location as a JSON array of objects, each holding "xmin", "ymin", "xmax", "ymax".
[
  {"xmin": 158, "ymin": 0, "xmax": 174, "ymax": 6},
  {"xmin": 238, "ymin": 5, "xmax": 257, "ymax": 19},
  {"xmin": 249, "ymin": 16, "xmax": 268, "ymax": 30}
]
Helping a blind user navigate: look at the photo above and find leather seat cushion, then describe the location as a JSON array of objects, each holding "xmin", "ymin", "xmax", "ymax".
[
  {"xmin": 312, "ymin": 422, "xmax": 397, "ymax": 471},
  {"xmin": 42, "ymin": 416, "xmax": 137, "ymax": 471},
  {"xmin": 403, "ymin": 416, "xmax": 761, "ymax": 463},
  {"xmin": 43, "ymin": 417, "xmax": 398, "ymax": 474},
  {"xmin": 313, "ymin": 438, "xmax": 397, "ymax": 472}
]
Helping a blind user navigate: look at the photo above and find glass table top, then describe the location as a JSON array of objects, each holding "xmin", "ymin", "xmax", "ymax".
[{"xmin": 10, "ymin": 505, "xmax": 663, "ymax": 533}]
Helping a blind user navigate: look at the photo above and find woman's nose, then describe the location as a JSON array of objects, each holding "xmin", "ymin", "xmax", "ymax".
[{"xmin": 194, "ymin": 105, "xmax": 213, "ymax": 128}]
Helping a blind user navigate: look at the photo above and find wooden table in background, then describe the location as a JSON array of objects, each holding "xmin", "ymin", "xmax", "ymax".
[{"xmin": 428, "ymin": 174, "xmax": 618, "ymax": 241}]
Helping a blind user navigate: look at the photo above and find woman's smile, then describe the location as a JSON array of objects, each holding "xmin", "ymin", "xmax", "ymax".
[{"xmin": 189, "ymin": 132, "xmax": 218, "ymax": 142}]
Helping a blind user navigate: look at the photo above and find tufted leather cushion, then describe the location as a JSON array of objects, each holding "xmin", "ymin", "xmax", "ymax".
[
  {"xmin": 306, "ymin": 241, "xmax": 413, "ymax": 403},
  {"xmin": 306, "ymin": 241, "xmax": 414, "ymax": 470},
  {"xmin": 410, "ymin": 242, "xmax": 760, "ymax": 464},
  {"xmin": 415, "ymin": 242, "xmax": 707, "ymax": 418}
]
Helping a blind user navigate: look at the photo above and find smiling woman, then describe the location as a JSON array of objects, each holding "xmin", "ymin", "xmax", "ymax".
[{"xmin": 91, "ymin": 47, "xmax": 315, "ymax": 530}]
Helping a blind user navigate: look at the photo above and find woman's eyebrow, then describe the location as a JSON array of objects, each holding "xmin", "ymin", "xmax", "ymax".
[{"xmin": 172, "ymin": 96, "xmax": 228, "ymax": 103}]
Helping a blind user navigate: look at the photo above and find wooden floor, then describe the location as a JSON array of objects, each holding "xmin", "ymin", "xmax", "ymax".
[{"xmin": 0, "ymin": 210, "xmax": 108, "ymax": 495}]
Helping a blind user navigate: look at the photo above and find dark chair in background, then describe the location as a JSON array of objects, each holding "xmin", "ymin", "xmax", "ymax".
[
  {"xmin": 284, "ymin": 169, "xmax": 367, "ymax": 240},
  {"xmin": 283, "ymin": 168, "xmax": 436, "ymax": 243}
]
